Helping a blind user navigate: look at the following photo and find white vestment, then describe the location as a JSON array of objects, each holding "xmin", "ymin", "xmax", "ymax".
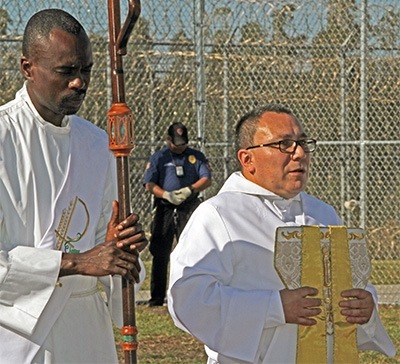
[
  {"xmin": 0, "ymin": 84, "xmax": 144, "ymax": 363},
  {"xmin": 168, "ymin": 172, "xmax": 395, "ymax": 364}
]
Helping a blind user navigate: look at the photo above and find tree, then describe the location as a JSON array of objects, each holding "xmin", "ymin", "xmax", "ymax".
[
  {"xmin": 0, "ymin": 8, "xmax": 20, "ymax": 105},
  {"xmin": 312, "ymin": 0, "xmax": 360, "ymax": 49},
  {"xmin": 0, "ymin": 8, "xmax": 11, "ymax": 35},
  {"xmin": 371, "ymin": 8, "xmax": 400, "ymax": 49},
  {"xmin": 239, "ymin": 22, "xmax": 265, "ymax": 44}
]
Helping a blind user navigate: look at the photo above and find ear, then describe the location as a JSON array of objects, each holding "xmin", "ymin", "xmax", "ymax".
[
  {"xmin": 237, "ymin": 149, "xmax": 256, "ymax": 174},
  {"xmin": 20, "ymin": 56, "xmax": 33, "ymax": 80}
]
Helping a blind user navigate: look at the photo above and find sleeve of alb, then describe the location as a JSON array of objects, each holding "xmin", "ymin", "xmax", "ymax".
[{"xmin": 0, "ymin": 246, "xmax": 61, "ymax": 336}]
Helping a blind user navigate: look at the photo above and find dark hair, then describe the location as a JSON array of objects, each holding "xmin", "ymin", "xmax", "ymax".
[
  {"xmin": 235, "ymin": 104, "xmax": 295, "ymax": 151},
  {"xmin": 22, "ymin": 9, "xmax": 86, "ymax": 58}
]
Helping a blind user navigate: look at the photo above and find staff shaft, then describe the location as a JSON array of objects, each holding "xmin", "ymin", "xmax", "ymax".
[{"xmin": 107, "ymin": 1, "xmax": 141, "ymax": 363}]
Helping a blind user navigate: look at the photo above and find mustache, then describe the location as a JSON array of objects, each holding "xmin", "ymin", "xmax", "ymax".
[
  {"xmin": 62, "ymin": 90, "xmax": 86, "ymax": 102},
  {"xmin": 71, "ymin": 89, "xmax": 86, "ymax": 97}
]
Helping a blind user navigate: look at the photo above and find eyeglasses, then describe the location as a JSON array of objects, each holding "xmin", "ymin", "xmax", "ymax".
[{"xmin": 246, "ymin": 139, "xmax": 317, "ymax": 154}]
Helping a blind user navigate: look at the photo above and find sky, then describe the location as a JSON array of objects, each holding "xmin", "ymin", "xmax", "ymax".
[{"xmin": 1, "ymin": 0, "xmax": 398, "ymax": 45}]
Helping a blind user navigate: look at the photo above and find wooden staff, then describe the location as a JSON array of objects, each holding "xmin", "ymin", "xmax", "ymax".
[{"xmin": 106, "ymin": 0, "xmax": 141, "ymax": 363}]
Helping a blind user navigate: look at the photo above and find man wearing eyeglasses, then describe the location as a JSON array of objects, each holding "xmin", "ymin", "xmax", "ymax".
[{"xmin": 167, "ymin": 104, "xmax": 395, "ymax": 363}]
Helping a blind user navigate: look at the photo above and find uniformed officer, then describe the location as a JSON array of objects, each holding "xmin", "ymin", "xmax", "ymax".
[{"xmin": 143, "ymin": 122, "xmax": 212, "ymax": 306}]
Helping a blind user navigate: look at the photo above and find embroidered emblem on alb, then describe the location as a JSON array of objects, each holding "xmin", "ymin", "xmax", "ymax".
[{"xmin": 55, "ymin": 196, "xmax": 90, "ymax": 253}]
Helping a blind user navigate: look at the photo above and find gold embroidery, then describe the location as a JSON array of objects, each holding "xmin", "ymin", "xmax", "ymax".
[
  {"xmin": 281, "ymin": 230, "xmax": 302, "ymax": 240},
  {"xmin": 322, "ymin": 245, "xmax": 334, "ymax": 335},
  {"xmin": 348, "ymin": 232, "xmax": 365, "ymax": 241},
  {"xmin": 275, "ymin": 226, "xmax": 368, "ymax": 363},
  {"xmin": 55, "ymin": 196, "xmax": 90, "ymax": 253}
]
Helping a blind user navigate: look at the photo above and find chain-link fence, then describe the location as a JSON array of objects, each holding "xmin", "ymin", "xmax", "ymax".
[{"xmin": 0, "ymin": 0, "xmax": 398, "ymax": 303}]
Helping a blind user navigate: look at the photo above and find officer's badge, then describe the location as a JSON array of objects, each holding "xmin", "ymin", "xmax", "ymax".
[{"xmin": 188, "ymin": 155, "xmax": 196, "ymax": 164}]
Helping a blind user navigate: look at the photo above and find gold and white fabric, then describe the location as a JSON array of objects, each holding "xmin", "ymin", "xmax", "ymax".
[{"xmin": 275, "ymin": 226, "xmax": 371, "ymax": 363}]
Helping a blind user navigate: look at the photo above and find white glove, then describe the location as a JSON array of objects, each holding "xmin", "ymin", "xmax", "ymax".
[
  {"xmin": 162, "ymin": 191, "xmax": 183, "ymax": 205},
  {"xmin": 172, "ymin": 187, "xmax": 192, "ymax": 204}
]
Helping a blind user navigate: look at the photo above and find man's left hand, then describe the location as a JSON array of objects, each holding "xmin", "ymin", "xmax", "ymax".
[
  {"xmin": 106, "ymin": 200, "xmax": 148, "ymax": 252},
  {"xmin": 339, "ymin": 288, "xmax": 374, "ymax": 324}
]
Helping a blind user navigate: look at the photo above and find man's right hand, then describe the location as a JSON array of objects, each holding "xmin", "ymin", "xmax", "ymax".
[
  {"xmin": 280, "ymin": 287, "xmax": 322, "ymax": 326},
  {"xmin": 60, "ymin": 241, "xmax": 141, "ymax": 282}
]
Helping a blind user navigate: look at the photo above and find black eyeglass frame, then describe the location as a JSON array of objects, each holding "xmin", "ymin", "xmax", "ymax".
[{"xmin": 245, "ymin": 139, "xmax": 317, "ymax": 154}]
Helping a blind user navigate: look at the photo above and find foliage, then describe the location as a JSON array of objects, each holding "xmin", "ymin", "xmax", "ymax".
[
  {"xmin": 0, "ymin": 9, "xmax": 10, "ymax": 35},
  {"xmin": 312, "ymin": 0, "xmax": 360, "ymax": 49},
  {"xmin": 368, "ymin": 222, "xmax": 400, "ymax": 261}
]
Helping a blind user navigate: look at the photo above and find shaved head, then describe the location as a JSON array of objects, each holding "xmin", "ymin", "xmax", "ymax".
[{"xmin": 22, "ymin": 9, "xmax": 86, "ymax": 59}]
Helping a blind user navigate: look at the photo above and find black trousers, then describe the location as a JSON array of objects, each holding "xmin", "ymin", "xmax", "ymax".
[{"xmin": 149, "ymin": 197, "xmax": 201, "ymax": 304}]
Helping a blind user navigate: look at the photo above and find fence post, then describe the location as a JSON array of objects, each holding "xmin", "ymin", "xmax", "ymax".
[{"xmin": 359, "ymin": 0, "xmax": 368, "ymax": 228}]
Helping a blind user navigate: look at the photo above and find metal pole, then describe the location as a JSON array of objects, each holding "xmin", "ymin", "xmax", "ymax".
[
  {"xmin": 359, "ymin": 0, "xmax": 367, "ymax": 228},
  {"xmin": 340, "ymin": 47, "xmax": 347, "ymax": 221},
  {"xmin": 194, "ymin": 0, "xmax": 206, "ymax": 151},
  {"xmin": 340, "ymin": 32, "xmax": 353, "ymax": 223},
  {"xmin": 222, "ymin": 28, "xmax": 237, "ymax": 180},
  {"xmin": 223, "ymin": 43, "xmax": 229, "ymax": 181}
]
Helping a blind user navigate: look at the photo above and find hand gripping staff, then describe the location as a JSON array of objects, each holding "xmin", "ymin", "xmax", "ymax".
[{"xmin": 107, "ymin": 0, "xmax": 141, "ymax": 363}]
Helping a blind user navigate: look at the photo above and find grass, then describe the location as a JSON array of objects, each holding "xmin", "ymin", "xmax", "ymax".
[
  {"xmin": 113, "ymin": 304, "xmax": 399, "ymax": 363},
  {"xmin": 115, "ymin": 305, "xmax": 206, "ymax": 363}
]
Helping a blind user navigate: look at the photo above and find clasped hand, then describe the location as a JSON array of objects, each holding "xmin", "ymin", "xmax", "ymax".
[
  {"xmin": 280, "ymin": 286, "xmax": 374, "ymax": 326},
  {"xmin": 60, "ymin": 200, "xmax": 148, "ymax": 283},
  {"xmin": 162, "ymin": 186, "xmax": 192, "ymax": 205}
]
